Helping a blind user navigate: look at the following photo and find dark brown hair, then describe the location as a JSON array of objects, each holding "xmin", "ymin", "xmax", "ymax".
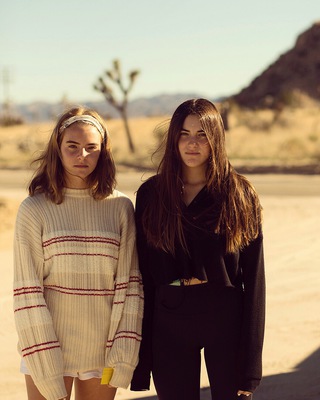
[
  {"xmin": 142, "ymin": 98, "xmax": 262, "ymax": 254},
  {"xmin": 29, "ymin": 106, "xmax": 116, "ymax": 204}
]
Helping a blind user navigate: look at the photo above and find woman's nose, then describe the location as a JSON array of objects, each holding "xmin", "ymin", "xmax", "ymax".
[
  {"xmin": 187, "ymin": 137, "xmax": 198, "ymax": 145},
  {"xmin": 78, "ymin": 148, "xmax": 88, "ymax": 158}
]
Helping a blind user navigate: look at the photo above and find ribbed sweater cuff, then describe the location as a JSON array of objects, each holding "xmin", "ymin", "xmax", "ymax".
[
  {"xmin": 109, "ymin": 363, "xmax": 135, "ymax": 389},
  {"xmin": 34, "ymin": 375, "xmax": 67, "ymax": 400}
]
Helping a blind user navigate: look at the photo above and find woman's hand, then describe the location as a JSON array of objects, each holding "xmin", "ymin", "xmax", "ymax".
[{"xmin": 237, "ymin": 390, "xmax": 252, "ymax": 396}]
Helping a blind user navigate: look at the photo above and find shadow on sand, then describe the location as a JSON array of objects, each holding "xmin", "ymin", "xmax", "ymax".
[
  {"xmin": 132, "ymin": 347, "xmax": 320, "ymax": 400},
  {"xmin": 253, "ymin": 347, "xmax": 320, "ymax": 400}
]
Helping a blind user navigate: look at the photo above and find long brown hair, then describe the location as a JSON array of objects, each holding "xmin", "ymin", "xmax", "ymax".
[
  {"xmin": 142, "ymin": 98, "xmax": 262, "ymax": 254},
  {"xmin": 29, "ymin": 106, "xmax": 116, "ymax": 204}
]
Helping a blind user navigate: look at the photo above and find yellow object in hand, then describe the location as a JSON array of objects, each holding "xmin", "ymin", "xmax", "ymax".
[{"xmin": 101, "ymin": 367, "xmax": 114, "ymax": 385}]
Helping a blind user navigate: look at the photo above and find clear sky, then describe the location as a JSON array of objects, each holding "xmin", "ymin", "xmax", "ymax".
[{"xmin": 1, "ymin": 0, "xmax": 319, "ymax": 105}]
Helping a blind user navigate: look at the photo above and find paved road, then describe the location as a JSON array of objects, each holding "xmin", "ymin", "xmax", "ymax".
[{"xmin": 1, "ymin": 169, "xmax": 320, "ymax": 201}]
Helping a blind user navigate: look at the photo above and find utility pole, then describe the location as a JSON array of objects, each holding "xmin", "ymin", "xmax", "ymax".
[{"xmin": 1, "ymin": 67, "xmax": 13, "ymax": 118}]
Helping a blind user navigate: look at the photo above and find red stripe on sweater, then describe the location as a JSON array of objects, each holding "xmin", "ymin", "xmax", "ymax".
[
  {"xmin": 45, "ymin": 284, "xmax": 114, "ymax": 292},
  {"xmin": 14, "ymin": 304, "xmax": 46, "ymax": 313},
  {"xmin": 14, "ymin": 289, "xmax": 43, "ymax": 297},
  {"xmin": 23, "ymin": 345, "xmax": 61, "ymax": 357},
  {"xmin": 114, "ymin": 330, "xmax": 142, "ymax": 337},
  {"xmin": 115, "ymin": 278, "xmax": 141, "ymax": 290},
  {"xmin": 14, "ymin": 286, "xmax": 42, "ymax": 293},
  {"xmin": 22, "ymin": 341, "xmax": 59, "ymax": 352},
  {"xmin": 44, "ymin": 252, "xmax": 118, "ymax": 261},
  {"xmin": 106, "ymin": 335, "xmax": 142, "ymax": 348},
  {"xmin": 43, "ymin": 236, "xmax": 120, "ymax": 248},
  {"xmin": 44, "ymin": 286, "xmax": 115, "ymax": 296}
]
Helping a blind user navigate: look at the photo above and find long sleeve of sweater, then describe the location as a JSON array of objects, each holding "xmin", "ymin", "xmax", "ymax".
[
  {"xmin": 13, "ymin": 199, "xmax": 67, "ymax": 400},
  {"xmin": 104, "ymin": 196, "xmax": 144, "ymax": 389}
]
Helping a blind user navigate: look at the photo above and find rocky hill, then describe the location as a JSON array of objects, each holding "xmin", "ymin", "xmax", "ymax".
[{"xmin": 232, "ymin": 22, "xmax": 320, "ymax": 109}]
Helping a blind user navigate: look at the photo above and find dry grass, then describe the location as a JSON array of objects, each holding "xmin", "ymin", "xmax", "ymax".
[
  {"xmin": 0, "ymin": 197, "xmax": 21, "ymax": 244},
  {"xmin": 0, "ymin": 116, "xmax": 168, "ymax": 170},
  {"xmin": 226, "ymin": 106, "xmax": 320, "ymax": 167},
  {"xmin": 1, "ymin": 106, "xmax": 320, "ymax": 171}
]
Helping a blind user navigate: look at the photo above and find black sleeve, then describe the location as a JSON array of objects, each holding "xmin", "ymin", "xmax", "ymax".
[
  {"xmin": 131, "ymin": 182, "xmax": 156, "ymax": 391},
  {"xmin": 238, "ymin": 231, "xmax": 266, "ymax": 392}
]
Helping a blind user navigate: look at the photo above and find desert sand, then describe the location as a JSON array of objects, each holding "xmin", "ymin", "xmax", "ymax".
[{"xmin": 1, "ymin": 169, "xmax": 320, "ymax": 400}]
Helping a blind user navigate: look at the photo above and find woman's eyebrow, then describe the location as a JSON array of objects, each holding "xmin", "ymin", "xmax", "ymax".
[
  {"xmin": 181, "ymin": 128, "xmax": 205, "ymax": 132},
  {"xmin": 65, "ymin": 140, "xmax": 99, "ymax": 145}
]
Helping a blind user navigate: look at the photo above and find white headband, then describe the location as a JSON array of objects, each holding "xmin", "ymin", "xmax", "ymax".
[{"xmin": 59, "ymin": 115, "xmax": 107, "ymax": 138}]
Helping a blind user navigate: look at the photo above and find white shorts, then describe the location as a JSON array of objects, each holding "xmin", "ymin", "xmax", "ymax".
[{"xmin": 20, "ymin": 359, "xmax": 103, "ymax": 380}]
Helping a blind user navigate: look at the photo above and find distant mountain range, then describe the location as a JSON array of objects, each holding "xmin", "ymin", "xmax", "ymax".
[{"xmin": 11, "ymin": 93, "xmax": 225, "ymax": 123}]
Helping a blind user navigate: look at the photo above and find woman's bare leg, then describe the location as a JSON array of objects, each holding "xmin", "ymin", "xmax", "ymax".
[
  {"xmin": 75, "ymin": 378, "xmax": 117, "ymax": 400},
  {"xmin": 25, "ymin": 374, "xmax": 74, "ymax": 400}
]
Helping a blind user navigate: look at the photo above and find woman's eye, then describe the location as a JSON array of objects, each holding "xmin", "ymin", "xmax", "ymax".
[{"xmin": 87, "ymin": 146, "xmax": 98, "ymax": 151}]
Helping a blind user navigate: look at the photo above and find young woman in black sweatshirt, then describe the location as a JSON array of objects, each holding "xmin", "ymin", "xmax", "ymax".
[{"xmin": 131, "ymin": 98, "xmax": 265, "ymax": 400}]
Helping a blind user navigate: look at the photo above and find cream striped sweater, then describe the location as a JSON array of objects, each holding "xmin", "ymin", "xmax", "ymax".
[{"xmin": 13, "ymin": 188, "xmax": 143, "ymax": 400}]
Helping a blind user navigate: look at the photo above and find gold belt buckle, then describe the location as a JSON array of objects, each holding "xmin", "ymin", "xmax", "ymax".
[{"xmin": 182, "ymin": 278, "xmax": 208, "ymax": 286}]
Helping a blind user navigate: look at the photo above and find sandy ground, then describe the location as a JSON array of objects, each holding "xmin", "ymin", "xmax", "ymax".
[{"xmin": 1, "ymin": 169, "xmax": 320, "ymax": 400}]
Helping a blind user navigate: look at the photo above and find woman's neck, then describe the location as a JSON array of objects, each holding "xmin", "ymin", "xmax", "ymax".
[
  {"xmin": 64, "ymin": 173, "xmax": 89, "ymax": 189},
  {"xmin": 181, "ymin": 169, "xmax": 207, "ymax": 206},
  {"xmin": 182, "ymin": 166, "xmax": 207, "ymax": 186}
]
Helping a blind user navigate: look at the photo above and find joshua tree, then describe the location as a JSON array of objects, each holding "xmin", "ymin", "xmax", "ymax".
[{"xmin": 94, "ymin": 60, "xmax": 140, "ymax": 153}]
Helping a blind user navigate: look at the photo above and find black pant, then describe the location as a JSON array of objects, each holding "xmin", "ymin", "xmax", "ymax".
[{"xmin": 152, "ymin": 283, "xmax": 245, "ymax": 400}]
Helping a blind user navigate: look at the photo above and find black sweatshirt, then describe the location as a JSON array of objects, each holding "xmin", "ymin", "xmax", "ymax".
[{"xmin": 131, "ymin": 176, "xmax": 266, "ymax": 393}]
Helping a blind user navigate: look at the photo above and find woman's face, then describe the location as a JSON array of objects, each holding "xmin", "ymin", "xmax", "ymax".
[
  {"xmin": 178, "ymin": 114, "xmax": 211, "ymax": 172},
  {"xmin": 60, "ymin": 122, "xmax": 102, "ymax": 188}
]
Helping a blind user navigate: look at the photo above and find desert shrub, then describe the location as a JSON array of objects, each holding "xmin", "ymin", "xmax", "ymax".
[
  {"xmin": 308, "ymin": 133, "xmax": 319, "ymax": 142},
  {"xmin": 0, "ymin": 115, "xmax": 24, "ymax": 126},
  {"xmin": 278, "ymin": 138, "xmax": 307, "ymax": 158},
  {"xmin": 17, "ymin": 136, "xmax": 38, "ymax": 154},
  {"xmin": 0, "ymin": 197, "xmax": 20, "ymax": 233}
]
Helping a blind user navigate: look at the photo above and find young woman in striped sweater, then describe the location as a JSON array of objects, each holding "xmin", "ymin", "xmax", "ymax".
[{"xmin": 13, "ymin": 106, "xmax": 143, "ymax": 400}]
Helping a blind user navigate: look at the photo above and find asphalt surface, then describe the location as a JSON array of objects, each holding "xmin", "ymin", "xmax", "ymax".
[{"xmin": 1, "ymin": 169, "xmax": 320, "ymax": 200}]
